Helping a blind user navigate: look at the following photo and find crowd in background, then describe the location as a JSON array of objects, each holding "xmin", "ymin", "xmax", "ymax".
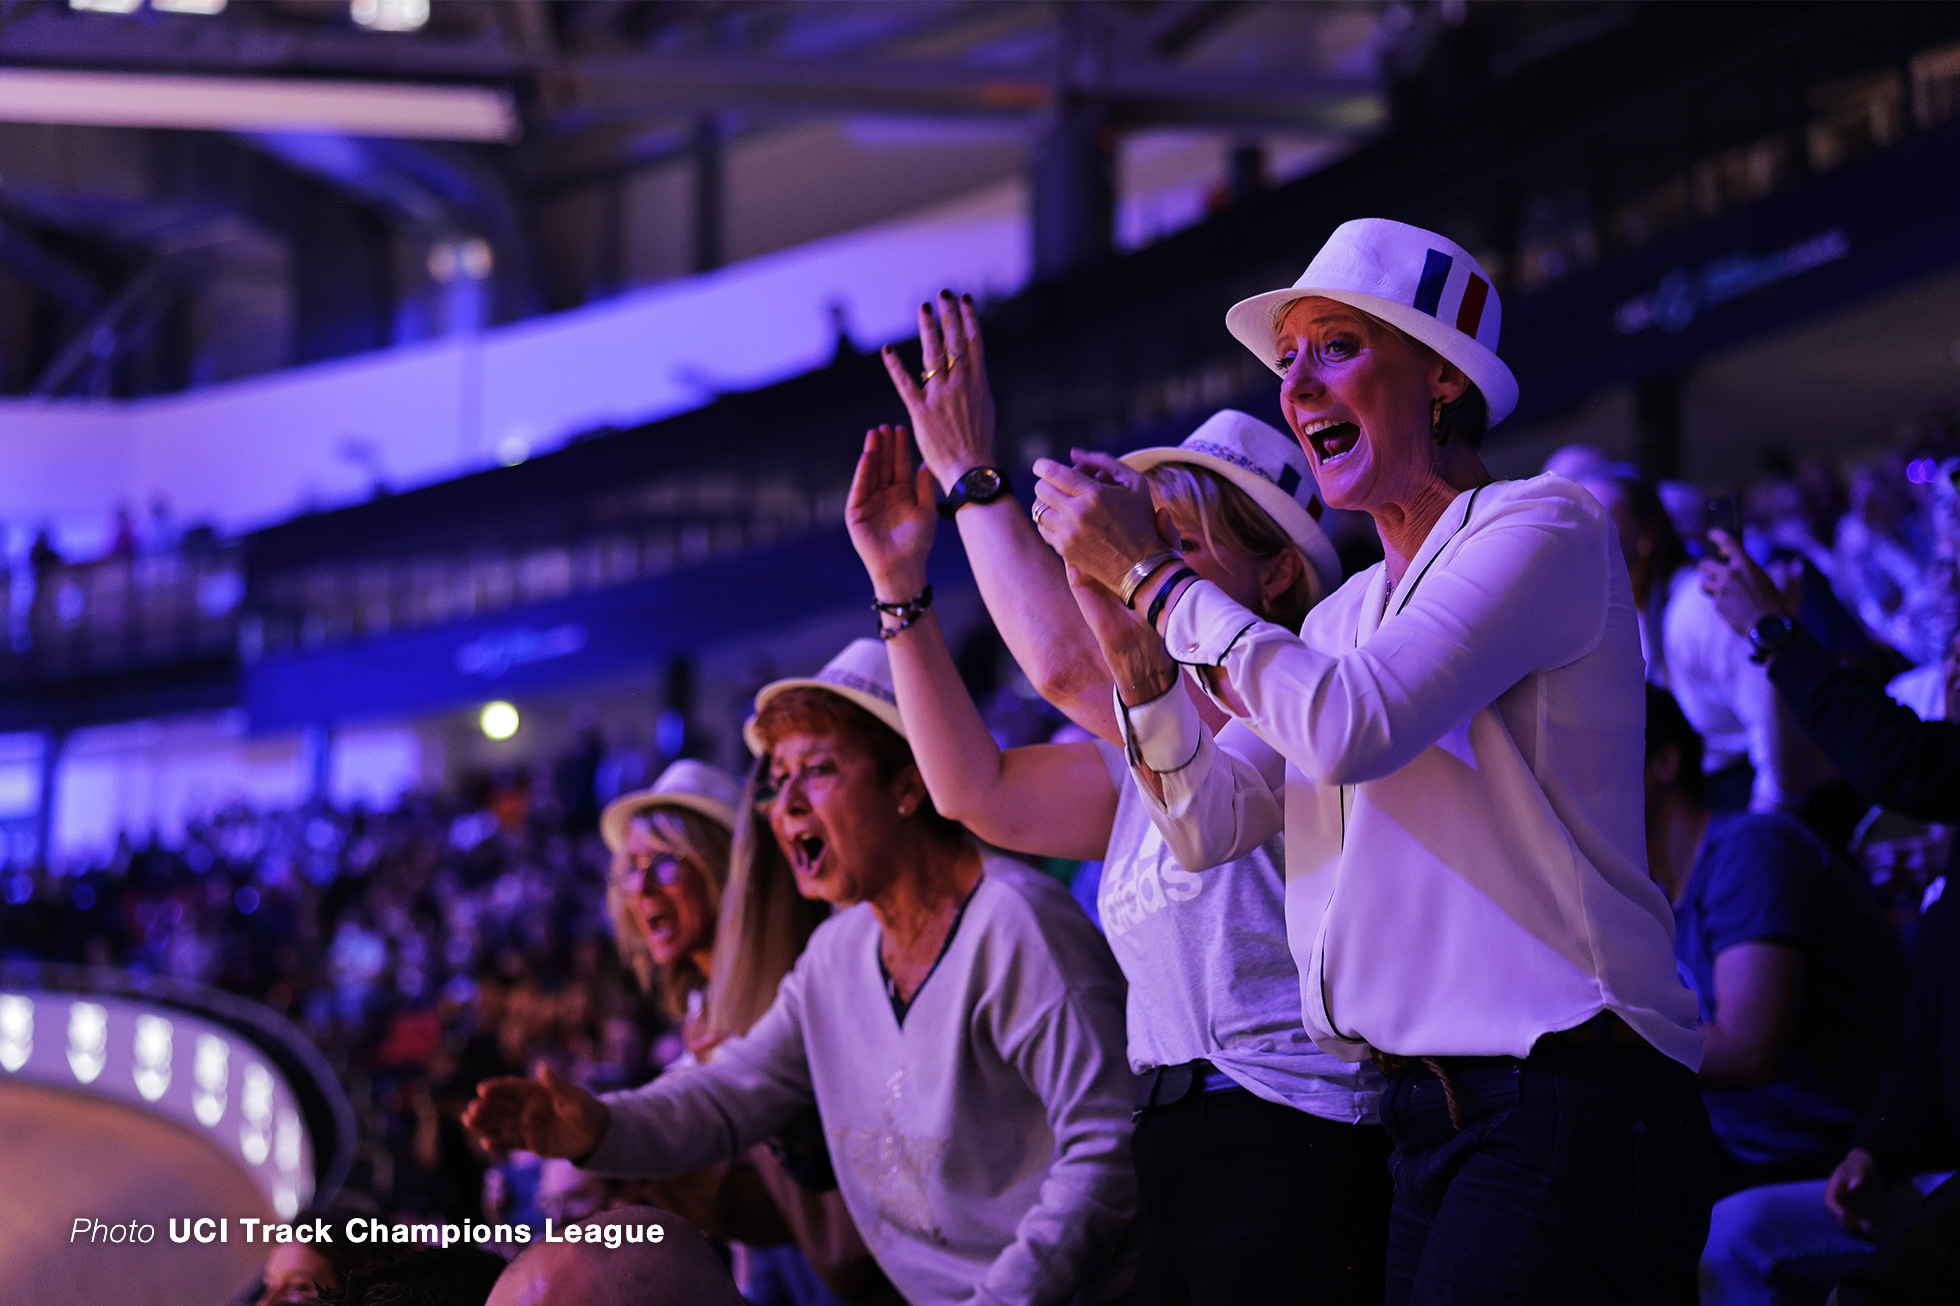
[{"xmin": 3, "ymin": 411, "xmax": 1958, "ymax": 1305}]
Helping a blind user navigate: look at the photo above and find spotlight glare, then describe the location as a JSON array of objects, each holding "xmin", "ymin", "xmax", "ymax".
[
  {"xmin": 480, "ymin": 701, "xmax": 520, "ymax": 740},
  {"xmin": 352, "ymin": 0, "xmax": 428, "ymax": 32}
]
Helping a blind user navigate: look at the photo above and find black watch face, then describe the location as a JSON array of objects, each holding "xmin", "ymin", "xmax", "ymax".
[{"xmin": 961, "ymin": 468, "xmax": 1004, "ymax": 500}]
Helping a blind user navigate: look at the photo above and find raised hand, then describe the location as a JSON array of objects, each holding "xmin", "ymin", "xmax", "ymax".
[
  {"xmin": 1699, "ymin": 528, "xmax": 1794, "ymax": 639},
  {"xmin": 880, "ymin": 291, "xmax": 998, "ymax": 494},
  {"xmin": 1033, "ymin": 449, "xmax": 1177, "ymax": 594},
  {"xmin": 461, "ymin": 1064, "xmax": 610, "ymax": 1161},
  {"xmin": 846, "ymin": 424, "xmax": 937, "ymax": 598}
]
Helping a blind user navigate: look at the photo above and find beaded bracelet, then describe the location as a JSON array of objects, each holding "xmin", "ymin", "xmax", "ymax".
[
  {"xmin": 1144, "ymin": 567, "xmax": 1197, "ymax": 630},
  {"xmin": 873, "ymin": 584, "xmax": 933, "ymax": 641}
]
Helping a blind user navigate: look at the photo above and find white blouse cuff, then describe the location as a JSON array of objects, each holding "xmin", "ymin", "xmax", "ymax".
[{"xmin": 1114, "ymin": 681, "xmax": 1203, "ymax": 775}]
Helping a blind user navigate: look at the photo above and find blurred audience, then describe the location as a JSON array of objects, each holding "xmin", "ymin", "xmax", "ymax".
[
  {"xmin": 1644, "ymin": 687, "xmax": 1908, "ymax": 1193},
  {"xmin": 0, "ymin": 779, "xmax": 675, "ymax": 1234}
]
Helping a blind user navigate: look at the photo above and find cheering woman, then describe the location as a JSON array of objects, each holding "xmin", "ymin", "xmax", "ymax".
[
  {"xmin": 1036, "ymin": 218, "xmax": 1717, "ymax": 1304},
  {"xmin": 862, "ymin": 293, "xmax": 1391, "ymax": 1302}
]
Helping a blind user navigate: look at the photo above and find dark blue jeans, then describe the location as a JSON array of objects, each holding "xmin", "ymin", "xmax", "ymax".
[
  {"xmin": 1379, "ymin": 1038, "xmax": 1719, "ymax": 1305},
  {"xmin": 1131, "ymin": 1084, "xmax": 1395, "ymax": 1305}
]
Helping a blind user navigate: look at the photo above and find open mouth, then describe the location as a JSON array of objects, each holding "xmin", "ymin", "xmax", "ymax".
[
  {"xmin": 787, "ymin": 833, "xmax": 827, "ymax": 878},
  {"xmin": 1299, "ymin": 417, "xmax": 1361, "ymax": 464},
  {"xmin": 640, "ymin": 908, "xmax": 677, "ymax": 949}
]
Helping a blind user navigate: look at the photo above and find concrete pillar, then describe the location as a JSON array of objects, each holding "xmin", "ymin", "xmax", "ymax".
[
  {"xmin": 1029, "ymin": 95, "xmax": 1115, "ymax": 281},
  {"xmin": 33, "ymin": 728, "xmax": 62, "ymax": 868},
  {"xmin": 691, "ymin": 115, "xmax": 724, "ymax": 275},
  {"xmin": 1228, "ymin": 141, "xmax": 1267, "ymax": 205},
  {"xmin": 302, "ymin": 722, "xmax": 334, "ymax": 806},
  {"xmin": 1635, "ymin": 373, "xmax": 1685, "ymax": 482}
]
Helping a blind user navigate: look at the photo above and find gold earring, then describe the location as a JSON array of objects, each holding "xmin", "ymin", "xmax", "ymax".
[{"xmin": 1431, "ymin": 396, "xmax": 1447, "ymax": 445}]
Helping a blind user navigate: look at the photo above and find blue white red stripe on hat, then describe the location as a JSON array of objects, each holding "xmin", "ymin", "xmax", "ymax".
[{"xmin": 1224, "ymin": 217, "xmax": 1519, "ymax": 426}]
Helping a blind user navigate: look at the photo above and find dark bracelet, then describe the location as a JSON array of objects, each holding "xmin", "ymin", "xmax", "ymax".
[
  {"xmin": 873, "ymin": 584, "xmax": 933, "ymax": 641},
  {"xmin": 1144, "ymin": 567, "xmax": 1197, "ymax": 629}
]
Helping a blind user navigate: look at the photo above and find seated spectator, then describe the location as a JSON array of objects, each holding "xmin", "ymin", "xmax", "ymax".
[
  {"xmin": 1644, "ymin": 687, "xmax": 1908, "ymax": 1191},
  {"xmin": 315, "ymin": 1244, "xmax": 505, "ymax": 1306},
  {"xmin": 485, "ymin": 1206, "xmax": 742, "ymax": 1306}
]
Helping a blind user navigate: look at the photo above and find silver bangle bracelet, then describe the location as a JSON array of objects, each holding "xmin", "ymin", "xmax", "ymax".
[{"xmin": 1119, "ymin": 551, "xmax": 1182, "ymax": 609}]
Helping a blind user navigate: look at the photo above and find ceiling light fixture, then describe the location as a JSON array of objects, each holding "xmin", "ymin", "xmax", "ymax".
[
  {"xmin": 0, "ymin": 68, "xmax": 516, "ymax": 141},
  {"xmin": 351, "ymin": 0, "xmax": 428, "ymax": 32}
]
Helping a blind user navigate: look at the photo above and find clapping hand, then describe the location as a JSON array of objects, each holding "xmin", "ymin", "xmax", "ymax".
[
  {"xmin": 881, "ymin": 292, "xmax": 997, "ymax": 495},
  {"xmin": 846, "ymin": 424, "xmax": 937, "ymax": 599},
  {"xmin": 1032, "ymin": 450, "xmax": 1177, "ymax": 595},
  {"xmin": 461, "ymin": 1063, "xmax": 610, "ymax": 1162}
]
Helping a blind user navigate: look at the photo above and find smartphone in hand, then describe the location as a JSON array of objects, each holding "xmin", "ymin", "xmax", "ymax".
[{"xmin": 1701, "ymin": 494, "xmax": 1742, "ymax": 559}]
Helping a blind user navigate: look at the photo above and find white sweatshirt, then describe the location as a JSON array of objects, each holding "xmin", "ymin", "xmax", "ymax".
[{"xmin": 581, "ymin": 851, "xmax": 1138, "ymax": 1306}]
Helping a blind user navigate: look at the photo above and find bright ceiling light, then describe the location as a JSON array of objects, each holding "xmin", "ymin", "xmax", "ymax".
[
  {"xmin": 0, "ymin": 69, "xmax": 516, "ymax": 141},
  {"xmin": 351, "ymin": 0, "xmax": 428, "ymax": 32},
  {"xmin": 68, "ymin": 0, "xmax": 141, "ymax": 12},
  {"xmin": 480, "ymin": 702, "xmax": 520, "ymax": 741},
  {"xmin": 154, "ymin": 0, "xmax": 228, "ymax": 13}
]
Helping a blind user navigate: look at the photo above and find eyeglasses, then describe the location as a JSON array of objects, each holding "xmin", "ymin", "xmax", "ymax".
[{"xmin": 623, "ymin": 855, "xmax": 690, "ymax": 890}]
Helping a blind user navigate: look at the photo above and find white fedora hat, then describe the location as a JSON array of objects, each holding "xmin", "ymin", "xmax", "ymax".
[
  {"xmin": 1225, "ymin": 217, "xmax": 1519, "ymax": 427},
  {"xmin": 742, "ymin": 637, "xmax": 905, "ymax": 757},
  {"xmin": 1122, "ymin": 409, "xmax": 1343, "ymax": 603},
  {"xmin": 600, "ymin": 758, "xmax": 746, "ymax": 853}
]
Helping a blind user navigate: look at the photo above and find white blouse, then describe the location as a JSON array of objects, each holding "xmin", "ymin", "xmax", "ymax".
[{"xmin": 1125, "ymin": 473, "xmax": 1703, "ymax": 1067}]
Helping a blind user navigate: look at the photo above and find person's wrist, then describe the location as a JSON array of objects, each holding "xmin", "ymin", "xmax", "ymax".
[
  {"xmin": 932, "ymin": 450, "xmax": 996, "ymax": 496},
  {"xmin": 1114, "ymin": 656, "xmax": 1177, "ymax": 706},
  {"xmin": 1149, "ymin": 570, "xmax": 1199, "ymax": 636},
  {"xmin": 871, "ymin": 567, "xmax": 930, "ymax": 604}
]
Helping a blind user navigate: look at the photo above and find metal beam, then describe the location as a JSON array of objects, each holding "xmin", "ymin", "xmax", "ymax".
[
  {"xmin": 572, "ymin": 51, "xmax": 1381, "ymax": 130},
  {"xmin": 0, "ymin": 219, "xmax": 103, "ymax": 315}
]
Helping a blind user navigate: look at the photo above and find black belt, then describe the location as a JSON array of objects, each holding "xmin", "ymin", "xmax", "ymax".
[{"xmin": 1133, "ymin": 1058, "xmax": 1242, "ymax": 1115}]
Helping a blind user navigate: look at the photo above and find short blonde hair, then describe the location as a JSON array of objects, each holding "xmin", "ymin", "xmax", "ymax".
[{"xmin": 1144, "ymin": 461, "xmax": 1317, "ymax": 631}]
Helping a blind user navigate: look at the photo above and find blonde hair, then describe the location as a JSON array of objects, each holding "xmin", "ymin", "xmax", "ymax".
[
  {"xmin": 1143, "ymin": 461, "xmax": 1317, "ymax": 631},
  {"xmin": 604, "ymin": 804, "xmax": 732, "ymax": 1020},
  {"xmin": 700, "ymin": 757, "xmax": 832, "ymax": 1040}
]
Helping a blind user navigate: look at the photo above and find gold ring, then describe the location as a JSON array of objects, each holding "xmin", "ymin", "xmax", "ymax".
[
  {"xmin": 920, "ymin": 366, "xmax": 941, "ymax": 382},
  {"xmin": 1031, "ymin": 501, "xmax": 1048, "ymax": 527}
]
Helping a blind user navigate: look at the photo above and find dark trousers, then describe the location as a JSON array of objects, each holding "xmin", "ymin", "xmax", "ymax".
[
  {"xmin": 1379, "ymin": 1039, "xmax": 1719, "ymax": 1306},
  {"xmin": 1130, "ymin": 1085, "xmax": 1394, "ymax": 1305}
]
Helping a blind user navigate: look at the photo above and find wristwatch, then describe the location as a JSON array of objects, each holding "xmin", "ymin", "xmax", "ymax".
[
  {"xmin": 938, "ymin": 466, "xmax": 1013, "ymax": 519},
  {"xmin": 1747, "ymin": 613, "xmax": 1797, "ymax": 664}
]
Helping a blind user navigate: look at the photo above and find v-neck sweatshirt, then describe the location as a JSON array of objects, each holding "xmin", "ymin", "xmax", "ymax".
[
  {"xmin": 1124, "ymin": 473, "xmax": 1704, "ymax": 1068},
  {"xmin": 580, "ymin": 851, "xmax": 1138, "ymax": 1306}
]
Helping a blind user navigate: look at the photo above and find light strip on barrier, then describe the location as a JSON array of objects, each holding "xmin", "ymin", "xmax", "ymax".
[{"xmin": 0, "ymin": 68, "xmax": 517, "ymax": 141}]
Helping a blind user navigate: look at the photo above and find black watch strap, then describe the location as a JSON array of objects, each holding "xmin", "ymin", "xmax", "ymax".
[
  {"xmin": 1748, "ymin": 613, "xmax": 1797, "ymax": 664},
  {"xmin": 938, "ymin": 466, "xmax": 1012, "ymax": 519}
]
